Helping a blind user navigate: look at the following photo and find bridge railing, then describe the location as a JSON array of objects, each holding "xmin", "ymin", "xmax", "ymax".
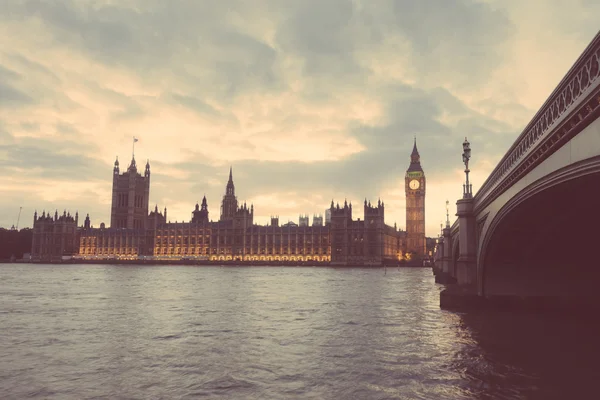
[{"xmin": 473, "ymin": 31, "xmax": 600, "ymax": 211}]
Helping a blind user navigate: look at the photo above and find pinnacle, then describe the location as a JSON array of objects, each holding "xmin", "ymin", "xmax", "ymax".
[{"xmin": 411, "ymin": 137, "xmax": 419, "ymax": 156}]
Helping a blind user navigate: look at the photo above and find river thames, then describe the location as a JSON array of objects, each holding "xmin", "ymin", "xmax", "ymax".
[{"xmin": 1, "ymin": 265, "xmax": 598, "ymax": 399}]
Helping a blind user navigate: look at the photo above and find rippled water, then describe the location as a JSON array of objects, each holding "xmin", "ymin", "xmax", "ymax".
[{"xmin": 1, "ymin": 265, "xmax": 598, "ymax": 399}]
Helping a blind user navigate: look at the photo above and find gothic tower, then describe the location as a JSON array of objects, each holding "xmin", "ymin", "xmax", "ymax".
[
  {"xmin": 220, "ymin": 167, "xmax": 238, "ymax": 221},
  {"xmin": 405, "ymin": 138, "xmax": 426, "ymax": 256},
  {"xmin": 192, "ymin": 195, "xmax": 210, "ymax": 224},
  {"xmin": 110, "ymin": 156, "xmax": 150, "ymax": 229}
]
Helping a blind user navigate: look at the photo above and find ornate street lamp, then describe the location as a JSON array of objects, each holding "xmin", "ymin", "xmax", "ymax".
[{"xmin": 462, "ymin": 137, "xmax": 472, "ymax": 198}]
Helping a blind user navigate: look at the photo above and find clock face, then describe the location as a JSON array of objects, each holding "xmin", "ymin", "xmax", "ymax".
[{"xmin": 409, "ymin": 179, "xmax": 420, "ymax": 190}]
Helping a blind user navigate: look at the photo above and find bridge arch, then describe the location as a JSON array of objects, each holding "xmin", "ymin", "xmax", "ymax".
[
  {"xmin": 451, "ymin": 238, "xmax": 459, "ymax": 278},
  {"xmin": 479, "ymin": 155, "xmax": 600, "ymax": 301}
]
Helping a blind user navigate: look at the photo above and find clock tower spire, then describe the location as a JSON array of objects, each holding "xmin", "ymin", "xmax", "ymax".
[{"xmin": 405, "ymin": 137, "xmax": 426, "ymax": 257}]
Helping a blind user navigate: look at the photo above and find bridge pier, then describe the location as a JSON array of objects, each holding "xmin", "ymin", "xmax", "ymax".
[
  {"xmin": 439, "ymin": 198, "xmax": 478, "ymax": 310},
  {"xmin": 455, "ymin": 198, "xmax": 477, "ymax": 287},
  {"xmin": 435, "ymin": 227, "xmax": 456, "ymax": 284},
  {"xmin": 432, "ymin": 238, "xmax": 442, "ymax": 275}
]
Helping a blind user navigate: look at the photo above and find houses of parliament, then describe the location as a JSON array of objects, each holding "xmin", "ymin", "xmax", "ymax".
[{"xmin": 30, "ymin": 141, "xmax": 430, "ymax": 265}]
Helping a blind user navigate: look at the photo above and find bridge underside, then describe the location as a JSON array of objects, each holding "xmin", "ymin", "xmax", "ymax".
[{"xmin": 483, "ymin": 172, "xmax": 600, "ymax": 303}]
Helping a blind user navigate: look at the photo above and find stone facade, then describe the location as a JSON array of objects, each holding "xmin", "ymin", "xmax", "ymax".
[
  {"xmin": 36, "ymin": 142, "xmax": 426, "ymax": 265},
  {"xmin": 31, "ymin": 210, "xmax": 78, "ymax": 262},
  {"xmin": 405, "ymin": 139, "xmax": 426, "ymax": 256},
  {"xmin": 110, "ymin": 156, "xmax": 150, "ymax": 229},
  {"xmin": 329, "ymin": 199, "xmax": 405, "ymax": 266},
  {"xmin": 152, "ymin": 220, "xmax": 331, "ymax": 262}
]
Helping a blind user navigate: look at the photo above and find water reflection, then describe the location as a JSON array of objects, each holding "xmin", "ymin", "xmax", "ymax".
[{"xmin": 452, "ymin": 310, "xmax": 600, "ymax": 399}]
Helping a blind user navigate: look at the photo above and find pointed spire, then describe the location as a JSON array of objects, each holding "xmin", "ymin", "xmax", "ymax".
[
  {"xmin": 225, "ymin": 166, "xmax": 235, "ymax": 196},
  {"xmin": 411, "ymin": 136, "xmax": 419, "ymax": 157},
  {"xmin": 408, "ymin": 136, "xmax": 423, "ymax": 171},
  {"xmin": 128, "ymin": 154, "xmax": 137, "ymax": 172}
]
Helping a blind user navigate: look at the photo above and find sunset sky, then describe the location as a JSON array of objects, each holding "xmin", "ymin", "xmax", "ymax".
[{"xmin": 0, "ymin": 0, "xmax": 598, "ymax": 236}]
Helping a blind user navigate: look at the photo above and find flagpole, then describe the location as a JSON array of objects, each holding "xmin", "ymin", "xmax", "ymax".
[{"xmin": 132, "ymin": 136, "xmax": 136, "ymax": 159}]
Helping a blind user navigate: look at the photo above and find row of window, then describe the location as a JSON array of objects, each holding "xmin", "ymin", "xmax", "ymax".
[
  {"xmin": 157, "ymin": 238, "xmax": 327, "ymax": 246},
  {"xmin": 153, "ymin": 248, "xmax": 330, "ymax": 256},
  {"xmin": 116, "ymin": 193, "xmax": 146, "ymax": 208},
  {"xmin": 157, "ymin": 232, "xmax": 329, "ymax": 240}
]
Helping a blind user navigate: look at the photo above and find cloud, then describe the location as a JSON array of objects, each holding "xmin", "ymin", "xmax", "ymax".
[
  {"xmin": 0, "ymin": 0, "xmax": 598, "ymax": 235},
  {"xmin": 0, "ymin": 81, "xmax": 34, "ymax": 107}
]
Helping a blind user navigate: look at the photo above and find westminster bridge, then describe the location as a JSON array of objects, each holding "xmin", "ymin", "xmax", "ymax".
[{"xmin": 434, "ymin": 31, "xmax": 600, "ymax": 311}]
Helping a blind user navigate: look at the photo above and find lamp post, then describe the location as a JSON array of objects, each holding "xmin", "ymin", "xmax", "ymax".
[
  {"xmin": 462, "ymin": 137, "xmax": 472, "ymax": 198},
  {"xmin": 445, "ymin": 199, "xmax": 450, "ymax": 228}
]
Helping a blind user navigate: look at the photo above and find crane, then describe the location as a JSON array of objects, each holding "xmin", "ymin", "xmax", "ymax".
[{"xmin": 15, "ymin": 207, "xmax": 22, "ymax": 230}]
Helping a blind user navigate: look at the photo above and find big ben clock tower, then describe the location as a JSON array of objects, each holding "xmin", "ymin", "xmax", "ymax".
[{"xmin": 405, "ymin": 138, "xmax": 426, "ymax": 256}]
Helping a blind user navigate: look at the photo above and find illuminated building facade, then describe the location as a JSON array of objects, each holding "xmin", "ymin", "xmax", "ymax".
[
  {"xmin": 152, "ymin": 218, "xmax": 330, "ymax": 262},
  {"xmin": 405, "ymin": 139, "xmax": 427, "ymax": 256},
  {"xmin": 151, "ymin": 172, "xmax": 331, "ymax": 262},
  {"xmin": 329, "ymin": 199, "xmax": 405, "ymax": 266},
  {"xmin": 37, "ymin": 141, "xmax": 426, "ymax": 265}
]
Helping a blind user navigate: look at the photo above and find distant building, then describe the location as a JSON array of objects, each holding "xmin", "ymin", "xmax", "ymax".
[
  {"xmin": 405, "ymin": 139, "xmax": 426, "ymax": 256},
  {"xmin": 31, "ymin": 210, "xmax": 79, "ymax": 262},
  {"xmin": 329, "ymin": 199, "xmax": 405, "ymax": 266},
  {"xmin": 110, "ymin": 155, "xmax": 150, "ymax": 229},
  {"xmin": 78, "ymin": 225, "xmax": 153, "ymax": 259},
  {"xmin": 33, "ymin": 139, "xmax": 425, "ymax": 266},
  {"xmin": 191, "ymin": 197, "xmax": 209, "ymax": 224},
  {"xmin": 150, "ymin": 173, "xmax": 329, "ymax": 262},
  {"xmin": 220, "ymin": 167, "xmax": 237, "ymax": 221},
  {"xmin": 312, "ymin": 214, "xmax": 323, "ymax": 227},
  {"xmin": 0, "ymin": 227, "xmax": 33, "ymax": 261},
  {"xmin": 299, "ymin": 214, "xmax": 309, "ymax": 227},
  {"xmin": 426, "ymin": 237, "xmax": 437, "ymax": 258}
]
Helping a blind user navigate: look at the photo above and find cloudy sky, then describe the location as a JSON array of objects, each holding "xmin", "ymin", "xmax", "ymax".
[{"xmin": 0, "ymin": 0, "xmax": 598, "ymax": 235}]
